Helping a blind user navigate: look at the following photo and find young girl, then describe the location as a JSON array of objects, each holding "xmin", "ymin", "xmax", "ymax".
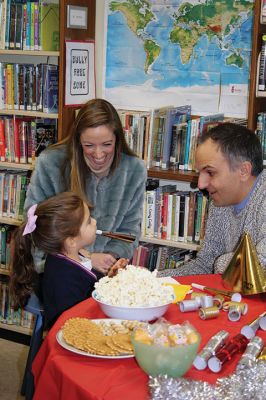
[{"xmin": 10, "ymin": 191, "xmax": 103, "ymax": 329}]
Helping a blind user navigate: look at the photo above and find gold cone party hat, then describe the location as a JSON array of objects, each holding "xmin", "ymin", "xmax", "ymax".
[{"xmin": 222, "ymin": 232, "xmax": 266, "ymax": 295}]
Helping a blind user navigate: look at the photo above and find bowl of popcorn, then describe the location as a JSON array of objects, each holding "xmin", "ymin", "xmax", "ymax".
[
  {"xmin": 92, "ymin": 265, "xmax": 174, "ymax": 321},
  {"xmin": 131, "ymin": 320, "xmax": 201, "ymax": 377}
]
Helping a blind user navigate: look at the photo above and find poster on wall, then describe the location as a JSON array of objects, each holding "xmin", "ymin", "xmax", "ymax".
[
  {"xmin": 103, "ymin": 0, "xmax": 254, "ymax": 118},
  {"xmin": 65, "ymin": 40, "xmax": 95, "ymax": 107}
]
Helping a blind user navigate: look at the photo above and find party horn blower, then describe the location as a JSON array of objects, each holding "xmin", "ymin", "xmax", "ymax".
[
  {"xmin": 222, "ymin": 232, "xmax": 266, "ymax": 295},
  {"xmin": 96, "ymin": 230, "xmax": 136, "ymax": 243},
  {"xmin": 191, "ymin": 283, "xmax": 242, "ymax": 301},
  {"xmin": 241, "ymin": 311, "xmax": 266, "ymax": 339}
]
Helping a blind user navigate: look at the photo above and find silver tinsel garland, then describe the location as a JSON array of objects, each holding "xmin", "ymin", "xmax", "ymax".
[{"xmin": 149, "ymin": 361, "xmax": 266, "ymax": 400}]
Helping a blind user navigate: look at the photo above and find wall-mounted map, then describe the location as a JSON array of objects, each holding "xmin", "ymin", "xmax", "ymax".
[{"xmin": 104, "ymin": 0, "xmax": 254, "ymax": 117}]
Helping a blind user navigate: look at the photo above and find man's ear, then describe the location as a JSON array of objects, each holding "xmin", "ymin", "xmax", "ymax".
[{"xmin": 239, "ymin": 161, "xmax": 252, "ymax": 181}]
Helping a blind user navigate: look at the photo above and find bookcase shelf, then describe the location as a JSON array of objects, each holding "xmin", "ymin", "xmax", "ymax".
[
  {"xmin": 0, "ymin": 109, "xmax": 58, "ymax": 119},
  {"xmin": 0, "ymin": 49, "xmax": 60, "ymax": 57},
  {"xmin": 140, "ymin": 236, "xmax": 200, "ymax": 251},
  {"xmin": 0, "ymin": 267, "xmax": 10, "ymax": 276},
  {"xmin": 147, "ymin": 167, "xmax": 198, "ymax": 184},
  {"xmin": 0, "ymin": 216, "xmax": 22, "ymax": 226},
  {"xmin": 0, "ymin": 322, "xmax": 32, "ymax": 336},
  {"xmin": 0, "ymin": 161, "xmax": 33, "ymax": 170},
  {"xmin": 0, "ymin": 0, "xmax": 97, "ymax": 339}
]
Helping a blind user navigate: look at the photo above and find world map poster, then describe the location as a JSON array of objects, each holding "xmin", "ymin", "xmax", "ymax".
[{"xmin": 103, "ymin": 0, "xmax": 254, "ymax": 117}]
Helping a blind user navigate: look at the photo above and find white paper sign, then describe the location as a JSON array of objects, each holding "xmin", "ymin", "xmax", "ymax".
[{"xmin": 65, "ymin": 40, "xmax": 95, "ymax": 106}]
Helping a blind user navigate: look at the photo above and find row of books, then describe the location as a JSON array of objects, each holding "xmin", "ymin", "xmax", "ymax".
[
  {"xmin": 256, "ymin": 112, "xmax": 266, "ymax": 165},
  {"xmin": 141, "ymin": 182, "xmax": 209, "ymax": 244},
  {"xmin": 0, "ymin": 224, "xmax": 13, "ymax": 268},
  {"xmin": 0, "ymin": 0, "xmax": 59, "ymax": 51},
  {"xmin": 132, "ymin": 243, "xmax": 196, "ymax": 271},
  {"xmin": 0, "ymin": 278, "xmax": 35, "ymax": 327},
  {"xmin": 118, "ymin": 106, "xmax": 247, "ymax": 171},
  {"xmin": 0, "ymin": 116, "xmax": 57, "ymax": 164},
  {"xmin": 0, "ymin": 170, "xmax": 30, "ymax": 220},
  {"xmin": 0, "ymin": 62, "xmax": 59, "ymax": 113}
]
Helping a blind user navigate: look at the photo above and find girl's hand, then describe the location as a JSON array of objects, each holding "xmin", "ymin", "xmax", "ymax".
[{"xmin": 91, "ymin": 252, "xmax": 117, "ymax": 275}]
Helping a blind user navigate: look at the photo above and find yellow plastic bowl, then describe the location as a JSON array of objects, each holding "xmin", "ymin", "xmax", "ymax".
[{"xmin": 131, "ymin": 333, "xmax": 201, "ymax": 378}]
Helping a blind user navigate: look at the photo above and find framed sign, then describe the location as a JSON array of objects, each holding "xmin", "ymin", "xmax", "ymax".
[{"xmin": 65, "ymin": 40, "xmax": 95, "ymax": 107}]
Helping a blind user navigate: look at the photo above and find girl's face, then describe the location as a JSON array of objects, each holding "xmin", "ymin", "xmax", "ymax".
[
  {"xmin": 80, "ymin": 125, "xmax": 116, "ymax": 171},
  {"xmin": 77, "ymin": 203, "xmax": 97, "ymax": 248}
]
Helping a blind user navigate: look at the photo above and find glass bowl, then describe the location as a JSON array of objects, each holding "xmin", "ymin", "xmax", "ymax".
[{"xmin": 131, "ymin": 331, "xmax": 201, "ymax": 377}]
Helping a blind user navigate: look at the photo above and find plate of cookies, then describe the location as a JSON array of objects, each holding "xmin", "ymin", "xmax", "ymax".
[{"xmin": 56, "ymin": 317, "xmax": 145, "ymax": 359}]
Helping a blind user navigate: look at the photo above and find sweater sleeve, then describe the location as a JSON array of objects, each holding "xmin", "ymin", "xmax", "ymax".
[{"xmin": 103, "ymin": 158, "xmax": 147, "ymax": 259}]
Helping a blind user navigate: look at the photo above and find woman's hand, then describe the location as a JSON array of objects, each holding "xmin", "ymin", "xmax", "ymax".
[{"xmin": 91, "ymin": 253, "xmax": 117, "ymax": 275}]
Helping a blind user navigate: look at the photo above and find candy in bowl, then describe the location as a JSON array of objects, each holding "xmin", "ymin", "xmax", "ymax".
[{"xmin": 131, "ymin": 320, "xmax": 201, "ymax": 377}]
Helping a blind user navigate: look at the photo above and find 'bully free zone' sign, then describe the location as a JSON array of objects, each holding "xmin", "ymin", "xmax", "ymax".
[{"xmin": 65, "ymin": 40, "xmax": 95, "ymax": 106}]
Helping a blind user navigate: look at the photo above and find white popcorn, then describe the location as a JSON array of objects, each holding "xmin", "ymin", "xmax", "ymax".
[{"xmin": 94, "ymin": 265, "xmax": 174, "ymax": 307}]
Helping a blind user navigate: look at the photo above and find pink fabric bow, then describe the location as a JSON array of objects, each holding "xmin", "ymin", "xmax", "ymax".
[{"xmin": 23, "ymin": 204, "xmax": 38, "ymax": 236}]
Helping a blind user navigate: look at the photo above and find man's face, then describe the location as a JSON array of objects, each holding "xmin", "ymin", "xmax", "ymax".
[{"xmin": 195, "ymin": 139, "xmax": 244, "ymax": 206}]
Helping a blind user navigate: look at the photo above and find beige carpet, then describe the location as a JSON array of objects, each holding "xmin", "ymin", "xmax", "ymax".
[{"xmin": 0, "ymin": 338, "xmax": 28, "ymax": 400}]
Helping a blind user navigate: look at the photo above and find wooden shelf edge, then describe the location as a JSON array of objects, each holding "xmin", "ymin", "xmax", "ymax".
[
  {"xmin": 0, "ymin": 321, "xmax": 32, "ymax": 335},
  {"xmin": 140, "ymin": 236, "xmax": 200, "ymax": 251},
  {"xmin": 0, "ymin": 217, "xmax": 22, "ymax": 226},
  {"xmin": 0, "ymin": 49, "xmax": 59, "ymax": 56},
  {"xmin": 0, "ymin": 161, "xmax": 34, "ymax": 170},
  {"xmin": 147, "ymin": 167, "xmax": 198, "ymax": 184},
  {"xmin": 0, "ymin": 267, "xmax": 10, "ymax": 275},
  {"xmin": 0, "ymin": 109, "xmax": 58, "ymax": 118}
]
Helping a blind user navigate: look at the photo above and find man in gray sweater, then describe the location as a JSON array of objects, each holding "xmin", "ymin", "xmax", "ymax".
[{"xmin": 159, "ymin": 122, "xmax": 266, "ymax": 277}]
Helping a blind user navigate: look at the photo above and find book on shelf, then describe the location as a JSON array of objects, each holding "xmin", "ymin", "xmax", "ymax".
[
  {"xmin": 256, "ymin": 112, "xmax": 266, "ymax": 165},
  {"xmin": 0, "ymin": 118, "xmax": 5, "ymax": 161},
  {"xmin": 15, "ymin": 1, "xmax": 24, "ymax": 50},
  {"xmin": 187, "ymin": 191, "xmax": 196, "ymax": 242},
  {"xmin": 39, "ymin": 1, "xmax": 59, "ymax": 51},
  {"xmin": 118, "ymin": 110, "xmax": 151, "ymax": 160},
  {"xmin": 160, "ymin": 105, "xmax": 191, "ymax": 169},
  {"xmin": 199, "ymin": 113, "xmax": 225, "ymax": 135},
  {"xmin": 8, "ymin": 0, "xmax": 16, "ymax": 49},
  {"xmin": 35, "ymin": 118, "xmax": 57, "ymax": 156},
  {"xmin": 258, "ymin": 35, "xmax": 266, "ymax": 92},
  {"xmin": 169, "ymin": 115, "xmax": 190, "ymax": 169},
  {"xmin": 42, "ymin": 64, "xmax": 59, "ymax": 113},
  {"xmin": 4, "ymin": 0, "xmax": 11, "ymax": 49}
]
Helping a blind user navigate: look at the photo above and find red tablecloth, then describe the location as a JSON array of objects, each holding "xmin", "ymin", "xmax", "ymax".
[{"xmin": 32, "ymin": 274, "xmax": 266, "ymax": 400}]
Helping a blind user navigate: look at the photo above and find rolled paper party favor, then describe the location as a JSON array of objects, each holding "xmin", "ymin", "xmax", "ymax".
[
  {"xmin": 236, "ymin": 336, "xmax": 264, "ymax": 370},
  {"xmin": 179, "ymin": 299, "xmax": 199, "ymax": 312},
  {"xmin": 193, "ymin": 330, "xmax": 229, "ymax": 370},
  {"xmin": 96, "ymin": 230, "xmax": 136, "ymax": 243},
  {"xmin": 208, "ymin": 333, "xmax": 249, "ymax": 373}
]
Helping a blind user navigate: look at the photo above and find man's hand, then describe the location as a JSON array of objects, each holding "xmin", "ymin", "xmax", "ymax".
[
  {"xmin": 91, "ymin": 253, "xmax": 117, "ymax": 275},
  {"xmin": 108, "ymin": 258, "xmax": 129, "ymax": 277}
]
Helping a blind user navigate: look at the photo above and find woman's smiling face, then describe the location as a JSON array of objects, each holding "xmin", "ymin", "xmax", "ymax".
[{"xmin": 80, "ymin": 125, "xmax": 116, "ymax": 171}]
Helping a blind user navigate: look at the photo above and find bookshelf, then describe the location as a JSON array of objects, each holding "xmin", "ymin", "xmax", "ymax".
[
  {"xmin": 147, "ymin": 168, "xmax": 198, "ymax": 185},
  {"xmin": 0, "ymin": 0, "xmax": 96, "ymax": 336},
  {"xmin": 247, "ymin": 0, "xmax": 266, "ymax": 130}
]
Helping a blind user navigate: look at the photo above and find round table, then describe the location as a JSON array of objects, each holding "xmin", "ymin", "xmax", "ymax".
[{"xmin": 32, "ymin": 274, "xmax": 266, "ymax": 400}]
